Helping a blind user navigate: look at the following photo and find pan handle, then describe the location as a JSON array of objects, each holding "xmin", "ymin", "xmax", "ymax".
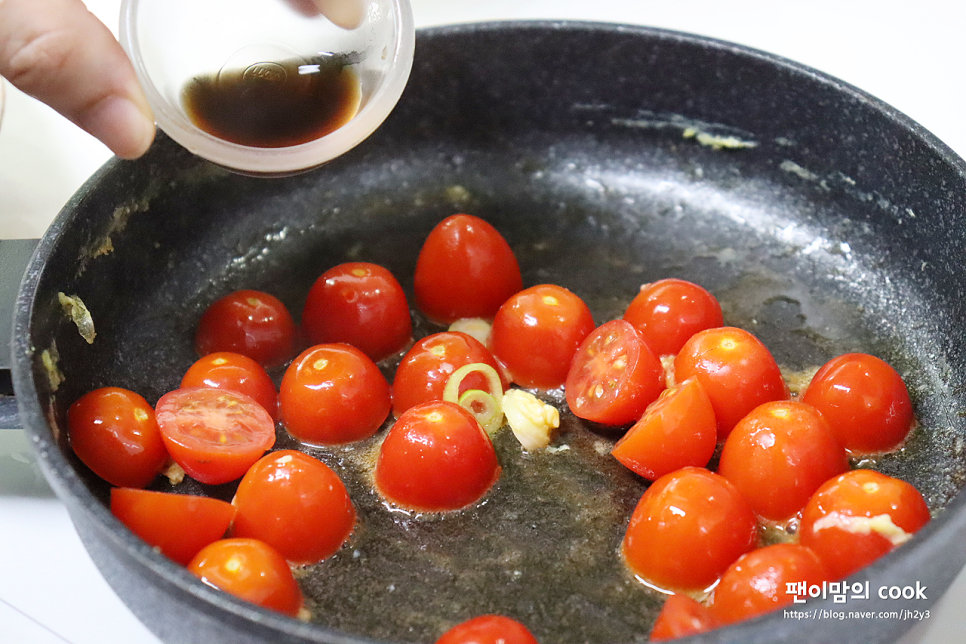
[{"xmin": 1, "ymin": 238, "xmax": 40, "ymax": 430}]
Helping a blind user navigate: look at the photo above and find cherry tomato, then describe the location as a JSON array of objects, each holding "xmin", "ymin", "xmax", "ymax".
[
  {"xmin": 155, "ymin": 387, "xmax": 275, "ymax": 485},
  {"xmin": 799, "ymin": 469, "xmax": 930, "ymax": 580},
  {"xmin": 649, "ymin": 594, "xmax": 719, "ymax": 642},
  {"xmin": 489, "ymin": 284, "xmax": 595, "ymax": 390},
  {"xmin": 279, "ymin": 343, "xmax": 391, "ymax": 445},
  {"xmin": 375, "ymin": 401, "xmax": 500, "ymax": 512},
  {"xmin": 436, "ymin": 615, "xmax": 539, "ymax": 644},
  {"xmin": 302, "ymin": 262, "xmax": 412, "ymax": 362},
  {"xmin": 188, "ymin": 538, "xmax": 303, "ymax": 617},
  {"xmin": 801, "ymin": 353, "xmax": 914, "ymax": 454},
  {"xmin": 67, "ymin": 387, "xmax": 167, "ymax": 488},
  {"xmin": 392, "ymin": 331, "xmax": 507, "ymax": 418},
  {"xmin": 622, "ymin": 467, "xmax": 758, "ymax": 592},
  {"xmin": 611, "ymin": 378, "xmax": 716, "ymax": 481},
  {"xmin": 565, "ymin": 320, "xmax": 665, "ymax": 426},
  {"xmin": 195, "ymin": 290, "xmax": 297, "ymax": 369},
  {"xmin": 710, "ymin": 544, "xmax": 831, "ymax": 625},
  {"xmin": 232, "ymin": 450, "xmax": 356, "ymax": 565},
  {"xmin": 623, "ymin": 278, "xmax": 723, "ymax": 357},
  {"xmin": 110, "ymin": 488, "xmax": 236, "ymax": 566},
  {"xmin": 414, "ymin": 214, "xmax": 523, "ymax": 324},
  {"xmin": 181, "ymin": 352, "xmax": 278, "ymax": 420},
  {"xmin": 718, "ymin": 401, "xmax": 849, "ymax": 521},
  {"xmin": 673, "ymin": 327, "xmax": 788, "ymax": 440}
]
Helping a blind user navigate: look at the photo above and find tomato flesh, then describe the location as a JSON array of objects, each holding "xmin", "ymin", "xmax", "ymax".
[
  {"xmin": 650, "ymin": 594, "xmax": 719, "ymax": 642},
  {"xmin": 623, "ymin": 278, "xmax": 723, "ymax": 357},
  {"xmin": 194, "ymin": 290, "xmax": 297, "ymax": 369},
  {"xmin": 436, "ymin": 615, "xmax": 539, "ymax": 644},
  {"xmin": 181, "ymin": 351, "xmax": 278, "ymax": 420}
]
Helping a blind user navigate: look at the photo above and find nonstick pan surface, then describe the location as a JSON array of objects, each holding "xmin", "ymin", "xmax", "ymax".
[{"xmin": 13, "ymin": 21, "xmax": 966, "ymax": 644}]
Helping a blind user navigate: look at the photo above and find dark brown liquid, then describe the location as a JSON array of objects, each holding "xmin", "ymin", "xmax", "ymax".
[{"xmin": 182, "ymin": 57, "xmax": 361, "ymax": 148}]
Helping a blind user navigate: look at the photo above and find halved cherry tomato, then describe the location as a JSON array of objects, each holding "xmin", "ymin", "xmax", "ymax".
[
  {"xmin": 181, "ymin": 352, "xmax": 278, "ymax": 420},
  {"xmin": 188, "ymin": 538, "xmax": 303, "ymax": 616},
  {"xmin": 155, "ymin": 387, "xmax": 275, "ymax": 485},
  {"xmin": 489, "ymin": 284, "xmax": 595, "ymax": 390},
  {"xmin": 436, "ymin": 615, "xmax": 539, "ymax": 644},
  {"xmin": 195, "ymin": 290, "xmax": 297, "ymax": 369},
  {"xmin": 67, "ymin": 387, "xmax": 167, "ymax": 488},
  {"xmin": 718, "ymin": 401, "xmax": 849, "ymax": 521},
  {"xmin": 565, "ymin": 320, "xmax": 665, "ymax": 426},
  {"xmin": 623, "ymin": 278, "xmax": 723, "ymax": 357},
  {"xmin": 302, "ymin": 262, "xmax": 412, "ymax": 362},
  {"xmin": 649, "ymin": 594, "xmax": 719, "ymax": 642},
  {"xmin": 611, "ymin": 378, "xmax": 716, "ymax": 481},
  {"xmin": 111, "ymin": 488, "xmax": 236, "ymax": 566},
  {"xmin": 799, "ymin": 469, "xmax": 930, "ymax": 580},
  {"xmin": 622, "ymin": 467, "xmax": 758, "ymax": 592},
  {"xmin": 392, "ymin": 331, "xmax": 507, "ymax": 418},
  {"xmin": 710, "ymin": 544, "xmax": 831, "ymax": 625},
  {"xmin": 375, "ymin": 401, "xmax": 500, "ymax": 512},
  {"xmin": 414, "ymin": 214, "xmax": 523, "ymax": 324},
  {"xmin": 673, "ymin": 327, "xmax": 788, "ymax": 440},
  {"xmin": 232, "ymin": 450, "xmax": 355, "ymax": 565},
  {"xmin": 279, "ymin": 343, "xmax": 391, "ymax": 445},
  {"xmin": 801, "ymin": 353, "xmax": 914, "ymax": 454}
]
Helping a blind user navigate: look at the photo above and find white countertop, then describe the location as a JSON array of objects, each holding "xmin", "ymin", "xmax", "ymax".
[{"xmin": 2, "ymin": 2, "xmax": 965, "ymax": 643}]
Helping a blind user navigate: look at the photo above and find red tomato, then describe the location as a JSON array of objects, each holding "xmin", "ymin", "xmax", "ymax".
[
  {"xmin": 67, "ymin": 387, "xmax": 167, "ymax": 488},
  {"xmin": 622, "ymin": 467, "xmax": 758, "ymax": 592},
  {"xmin": 436, "ymin": 615, "xmax": 539, "ymax": 644},
  {"xmin": 181, "ymin": 352, "xmax": 278, "ymax": 420},
  {"xmin": 611, "ymin": 378, "xmax": 716, "ymax": 481},
  {"xmin": 194, "ymin": 290, "xmax": 297, "ymax": 369},
  {"xmin": 801, "ymin": 353, "xmax": 914, "ymax": 454},
  {"xmin": 489, "ymin": 284, "xmax": 595, "ymax": 390},
  {"xmin": 673, "ymin": 327, "xmax": 788, "ymax": 440},
  {"xmin": 710, "ymin": 544, "xmax": 831, "ymax": 625},
  {"xmin": 414, "ymin": 214, "xmax": 523, "ymax": 324},
  {"xmin": 392, "ymin": 331, "xmax": 507, "ymax": 418},
  {"xmin": 279, "ymin": 343, "xmax": 391, "ymax": 445},
  {"xmin": 110, "ymin": 488, "xmax": 236, "ymax": 566},
  {"xmin": 799, "ymin": 469, "xmax": 930, "ymax": 580},
  {"xmin": 188, "ymin": 538, "xmax": 303, "ymax": 617},
  {"xmin": 623, "ymin": 278, "xmax": 723, "ymax": 357},
  {"xmin": 649, "ymin": 594, "xmax": 719, "ymax": 642},
  {"xmin": 302, "ymin": 262, "xmax": 412, "ymax": 362},
  {"xmin": 718, "ymin": 401, "xmax": 849, "ymax": 521},
  {"xmin": 155, "ymin": 387, "xmax": 275, "ymax": 485},
  {"xmin": 565, "ymin": 320, "xmax": 665, "ymax": 426},
  {"xmin": 232, "ymin": 450, "xmax": 356, "ymax": 565},
  {"xmin": 375, "ymin": 401, "xmax": 500, "ymax": 512}
]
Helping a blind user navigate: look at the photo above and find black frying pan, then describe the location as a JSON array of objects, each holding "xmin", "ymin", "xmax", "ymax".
[{"xmin": 7, "ymin": 21, "xmax": 966, "ymax": 644}]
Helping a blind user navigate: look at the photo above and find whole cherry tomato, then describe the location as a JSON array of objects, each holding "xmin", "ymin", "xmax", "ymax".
[
  {"xmin": 622, "ymin": 467, "xmax": 758, "ymax": 592},
  {"xmin": 623, "ymin": 278, "xmax": 723, "ymax": 357},
  {"xmin": 194, "ymin": 290, "xmax": 297, "ymax": 369},
  {"xmin": 111, "ymin": 488, "xmax": 236, "ymax": 566},
  {"xmin": 673, "ymin": 327, "xmax": 788, "ymax": 440},
  {"xmin": 436, "ymin": 615, "xmax": 539, "ymax": 644},
  {"xmin": 302, "ymin": 262, "xmax": 412, "ymax": 362},
  {"xmin": 414, "ymin": 214, "xmax": 523, "ymax": 324},
  {"xmin": 375, "ymin": 401, "xmax": 500, "ymax": 512},
  {"xmin": 799, "ymin": 469, "xmax": 930, "ymax": 580},
  {"xmin": 489, "ymin": 284, "xmax": 595, "ymax": 390},
  {"xmin": 181, "ymin": 352, "xmax": 278, "ymax": 420},
  {"xmin": 649, "ymin": 594, "xmax": 719, "ymax": 642},
  {"xmin": 188, "ymin": 538, "xmax": 303, "ymax": 617},
  {"xmin": 718, "ymin": 401, "xmax": 849, "ymax": 521},
  {"xmin": 279, "ymin": 343, "xmax": 391, "ymax": 445},
  {"xmin": 232, "ymin": 450, "xmax": 356, "ymax": 565},
  {"xmin": 68, "ymin": 387, "xmax": 167, "ymax": 488},
  {"xmin": 565, "ymin": 320, "xmax": 665, "ymax": 426},
  {"xmin": 155, "ymin": 387, "xmax": 275, "ymax": 485},
  {"xmin": 801, "ymin": 353, "xmax": 914, "ymax": 454},
  {"xmin": 611, "ymin": 378, "xmax": 716, "ymax": 481}
]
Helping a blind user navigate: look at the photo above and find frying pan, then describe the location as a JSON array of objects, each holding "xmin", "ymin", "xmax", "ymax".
[{"xmin": 6, "ymin": 20, "xmax": 966, "ymax": 644}]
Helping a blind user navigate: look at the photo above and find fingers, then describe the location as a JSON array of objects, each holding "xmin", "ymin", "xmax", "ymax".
[
  {"xmin": 310, "ymin": 0, "xmax": 366, "ymax": 30},
  {"xmin": 0, "ymin": 0, "xmax": 155, "ymax": 159}
]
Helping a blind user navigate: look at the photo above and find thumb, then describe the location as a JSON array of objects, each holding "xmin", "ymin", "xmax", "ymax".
[
  {"xmin": 0, "ymin": 0, "xmax": 155, "ymax": 159},
  {"xmin": 309, "ymin": 0, "xmax": 366, "ymax": 30}
]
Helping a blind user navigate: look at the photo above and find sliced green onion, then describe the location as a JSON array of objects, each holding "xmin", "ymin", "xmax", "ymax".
[
  {"xmin": 443, "ymin": 362, "xmax": 505, "ymax": 434},
  {"xmin": 457, "ymin": 389, "xmax": 503, "ymax": 435}
]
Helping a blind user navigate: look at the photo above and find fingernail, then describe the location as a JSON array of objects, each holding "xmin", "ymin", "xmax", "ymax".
[{"xmin": 80, "ymin": 95, "xmax": 156, "ymax": 160}]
